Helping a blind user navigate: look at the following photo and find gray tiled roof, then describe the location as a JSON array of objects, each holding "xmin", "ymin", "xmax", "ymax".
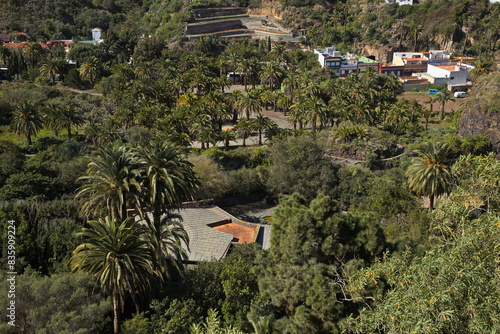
[
  {"xmin": 138, "ymin": 206, "xmax": 272, "ymax": 262},
  {"xmin": 178, "ymin": 207, "xmax": 234, "ymax": 262}
]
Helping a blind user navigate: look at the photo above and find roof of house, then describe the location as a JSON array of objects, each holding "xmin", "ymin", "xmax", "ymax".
[
  {"xmin": 404, "ymin": 57, "xmax": 428, "ymax": 61},
  {"xmin": 4, "ymin": 42, "xmax": 28, "ymax": 51},
  {"xmin": 139, "ymin": 206, "xmax": 269, "ymax": 262},
  {"xmin": 434, "ymin": 65, "xmax": 458, "ymax": 71}
]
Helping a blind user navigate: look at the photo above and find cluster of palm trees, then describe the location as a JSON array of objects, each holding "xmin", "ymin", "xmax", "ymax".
[
  {"xmin": 71, "ymin": 141, "xmax": 199, "ymax": 334},
  {"xmin": 10, "ymin": 100, "xmax": 83, "ymax": 144}
]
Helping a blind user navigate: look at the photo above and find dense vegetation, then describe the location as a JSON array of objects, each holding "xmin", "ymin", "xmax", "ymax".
[{"xmin": 0, "ymin": 0, "xmax": 499, "ymax": 333}]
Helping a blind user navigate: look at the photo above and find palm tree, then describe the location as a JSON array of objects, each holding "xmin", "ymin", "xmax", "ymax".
[
  {"xmin": 42, "ymin": 102, "xmax": 64, "ymax": 136},
  {"xmin": 235, "ymin": 118, "xmax": 253, "ymax": 147},
  {"xmin": 385, "ymin": 99, "xmax": 410, "ymax": 135},
  {"xmin": 59, "ymin": 104, "xmax": 84, "ymax": 139},
  {"xmin": 421, "ymin": 107, "xmax": 434, "ymax": 131},
  {"xmin": 305, "ymin": 96, "xmax": 328, "ymax": 132},
  {"xmin": 260, "ymin": 61, "xmax": 284, "ymax": 91},
  {"xmin": 407, "ymin": 23, "xmax": 423, "ymax": 51},
  {"xmin": 70, "ymin": 216, "xmax": 155, "ymax": 334},
  {"xmin": 22, "ymin": 42, "xmax": 45, "ymax": 67},
  {"xmin": 40, "ymin": 58, "xmax": 65, "ymax": 84},
  {"xmin": 76, "ymin": 145, "xmax": 141, "ymax": 221},
  {"xmin": 406, "ymin": 142, "xmax": 453, "ymax": 209},
  {"xmin": 434, "ymin": 90, "xmax": 455, "ymax": 121},
  {"xmin": 10, "ymin": 101, "xmax": 43, "ymax": 145},
  {"xmin": 219, "ymin": 129, "xmax": 236, "ymax": 150},
  {"xmin": 251, "ymin": 114, "xmax": 273, "ymax": 145},
  {"xmin": 79, "ymin": 57, "xmax": 100, "ymax": 85},
  {"xmin": 289, "ymin": 94, "xmax": 309, "ymax": 130},
  {"xmin": 276, "ymin": 92, "xmax": 291, "ymax": 116},
  {"xmin": 135, "ymin": 141, "xmax": 198, "ymax": 279},
  {"xmin": 238, "ymin": 88, "xmax": 262, "ymax": 119},
  {"xmin": 269, "ymin": 44, "xmax": 289, "ymax": 64}
]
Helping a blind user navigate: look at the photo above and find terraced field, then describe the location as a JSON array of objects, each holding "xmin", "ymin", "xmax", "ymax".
[{"xmin": 186, "ymin": 7, "xmax": 302, "ymax": 42}]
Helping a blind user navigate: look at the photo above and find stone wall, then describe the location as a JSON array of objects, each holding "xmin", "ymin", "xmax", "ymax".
[{"xmin": 186, "ymin": 20, "xmax": 244, "ymax": 35}]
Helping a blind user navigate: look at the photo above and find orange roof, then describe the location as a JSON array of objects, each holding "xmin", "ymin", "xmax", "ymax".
[
  {"xmin": 435, "ymin": 65, "xmax": 457, "ymax": 71},
  {"xmin": 405, "ymin": 58, "xmax": 427, "ymax": 61},
  {"xmin": 93, "ymin": 27, "xmax": 102, "ymax": 30},
  {"xmin": 209, "ymin": 221, "xmax": 258, "ymax": 243},
  {"xmin": 4, "ymin": 42, "xmax": 28, "ymax": 51}
]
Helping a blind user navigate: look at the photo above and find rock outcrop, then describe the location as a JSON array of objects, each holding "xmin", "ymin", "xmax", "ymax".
[
  {"xmin": 458, "ymin": 73, "xmax": 500, "ymax": 155},
  {"xmin": 459, "ymin": 107, "xmax": 500, "ymax": 155}
]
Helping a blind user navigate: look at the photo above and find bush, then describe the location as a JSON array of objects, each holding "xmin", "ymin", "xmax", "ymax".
[
  {"xmin": 227, "ymin": 167, "xmax": 265, "ymax": 197},
  {"xmin": 35, "ymin": 75, "xmax": 52, "ymax": 86}
]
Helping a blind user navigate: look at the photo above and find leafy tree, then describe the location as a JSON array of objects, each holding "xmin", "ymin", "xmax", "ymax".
[
  {"xmin": 150, "ymin": 298, "xmax": 203, "ymax": 334},
  {"xmin": 188, "ymin": 155, "xmax": 229, "ymax": 200},
  {"xmin": 344, "ymin": 214, "xmax": 500, "ymax": 334},
  {"xmin": 0, "ymin": 272, "xmax": 110, "ymax": 334},
  {"xmin": 266, "ymin": 135, "xmax": 339, "ymax": 201},
  {"xmin": 406, "ymin": 142, "xmax": 453, "ymax": 209},
  {"xmin": 257, "ymin": 193, "xmax": 387, "ymax": 333},
  {"xmin": 10, "ymin": 101, "xmax": 43, "ymax": 145},
  {"xmin": 70, "ymin": 216, "xmax": 155, "ymax": 334}
]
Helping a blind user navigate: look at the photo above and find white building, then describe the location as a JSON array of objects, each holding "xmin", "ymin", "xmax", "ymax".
[
  {"xmin": 392, "ymin": 52, "xmax": 425, "ymax": 65},
  {"xmin": 314, "ymin": 46, "xmax": 341, "ymax": 65},
  {"xmin": 314, "ymin": 46, "xmax": 342, "ymax": 73},
  {"xmin": 428, "ymin": 50, "xmax": 451, "ymax": 65},
  {"xmin": 424, "ymin": 63, "xmax": 474, "ymax": 86},
  {"xmin": 385, "ymin": 0, "xmax": 413, "ymax": 5}
]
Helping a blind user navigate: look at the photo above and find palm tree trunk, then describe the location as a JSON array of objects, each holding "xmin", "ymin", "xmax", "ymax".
[
  {"xmin": 113, "ymin": 291, "xmax": 120, "ymax": 334},
  {"xmin": 441, "ymin": 103, "xmax": 445, "ymax": 120},
  {"xmin": 429, "ymin": 195, "xmax": 435, "ymax": 210},
  {"xmin": 258, "ymin": 130, "xmax": 262, "ymax": 145},
  {"xmin": 27, "ymin": 134, "xmax": 32, "ymax": 145},
  {"xmin": 67, "ymin": 126, "xmax": 72, "ymax": 139}
]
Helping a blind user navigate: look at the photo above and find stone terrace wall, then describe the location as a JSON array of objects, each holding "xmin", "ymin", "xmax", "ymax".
[
  {"xmin": 186, "ymin": 20, "xmax": 244, "ymax": 35},
  {"xmin": 191, "ymin": 7, "xmax": 247, "ymax": 18}
]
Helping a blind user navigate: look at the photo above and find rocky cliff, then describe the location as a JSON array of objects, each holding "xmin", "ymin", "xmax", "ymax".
[{"xmin": 458, "ymin": 73, "xmax": 500, "ymax": 155}]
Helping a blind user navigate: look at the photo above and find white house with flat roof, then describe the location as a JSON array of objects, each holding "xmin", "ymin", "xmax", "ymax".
[
  {"xmin": 428, "ymin": 50, "xmax": 451, "ymax": 64},
  {"xmin": 314, "ymin": 46, "xmax": 342, "ymax": 73},
  {"xmin": 385, "ymin": 0, "xmax": 413, "ymax": 5},
  {"xmin": 424, "ymin": 63, "xmax": 474, "ymax": 86},
  {"xmin": 392, "ymin": 52, "xmax": 425, "ymax": 65}
]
